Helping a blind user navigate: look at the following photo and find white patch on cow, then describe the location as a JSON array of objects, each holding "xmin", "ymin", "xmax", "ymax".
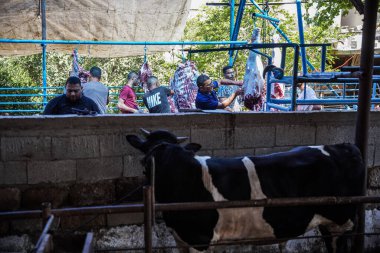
[
  {"xmin": 194, "ymin": 156, "xmax": 275, "ymax": 244},
  {"xmin": 308, "ymin": 145, "xmax": 330, "ymax": 156},
  {"xmin": 242, "ymin": 157, "xmax": 267, "ymax": 200},
  {"xmin": 306, "ymin": 214, "xmax": 354, "ymax": 253}
]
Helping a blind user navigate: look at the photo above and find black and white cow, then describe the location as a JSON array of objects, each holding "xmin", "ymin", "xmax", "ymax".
[{"xmin": 126, "ymin": 129, "xmax": 365, "ymax": 253}]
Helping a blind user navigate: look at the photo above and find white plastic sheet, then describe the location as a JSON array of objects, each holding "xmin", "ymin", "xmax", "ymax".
[{"xmin": 0, "ymin": 0, "xmax": 191, "ymax": 57}]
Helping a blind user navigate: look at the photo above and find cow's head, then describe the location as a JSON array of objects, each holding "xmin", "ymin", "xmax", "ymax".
[
  {"xmin": 126, "ymin": 128, "xmax": 201, "ymax": 154},
  {"xmin": 126, "ymin": 129, "xmax": 202, "ymax": 182}
]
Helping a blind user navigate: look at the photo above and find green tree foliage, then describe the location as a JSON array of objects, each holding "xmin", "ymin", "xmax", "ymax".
[{"xmin": 304, "ymin": 1, "xmax": 357, "ymax": 30}]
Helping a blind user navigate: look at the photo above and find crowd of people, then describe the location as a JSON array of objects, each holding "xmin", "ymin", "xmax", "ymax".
[{"xmin": 43, "ymin": 65, "xmax": 321, "ymax": 115}]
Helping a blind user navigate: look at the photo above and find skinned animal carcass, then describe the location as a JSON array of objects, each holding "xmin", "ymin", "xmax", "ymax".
[
  {"xmin": 170, "ymin": 61, "xmax": 199, "ymax": 109},
  {"xmin": 243, "ymin": 28, "xmax": 266, "ymax": 111}
]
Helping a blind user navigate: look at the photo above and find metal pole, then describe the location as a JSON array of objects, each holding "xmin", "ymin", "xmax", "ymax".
[
  {"xmin": 354, "ymin": 1, "xmax": 379, "ymax": 253},
  {"xmin": 229, "ymin": 0, "xmax": 235, "ymax": 40},
  {"xmin": 41, "ymin": 202, "xmax": 51, "ymax": 226},
  {"xmin": 291, "ymin": 45, "xmax": 300, "ymax": 111},
  {"xmin": 228, "ymin": 0, "xmax": 246, "ymax": 65},
  {"xmin": 41, "ymin": 0, "xmax": 47, "ymax": 108},
  {"xmin": 229, "ymin": 0, "xmax": 235, "ymax": 65},
  {"xmin": 143, "ymin": 186, "xmax": 153, "ymax": 253},
  {"xmin": 2, "ymin": 196, "xmax": 380, "ymax": 221},
  {"xmin": 296, "ymin": 0, "xmax": 307, "ymax": 75}
]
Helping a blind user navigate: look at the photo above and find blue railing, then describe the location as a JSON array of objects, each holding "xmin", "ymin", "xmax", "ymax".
[{"xmin": 0, "ymin": 86, "xmax": 146, "ymax": 114}]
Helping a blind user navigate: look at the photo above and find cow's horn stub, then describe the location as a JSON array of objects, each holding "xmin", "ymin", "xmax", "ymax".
[
  {"xmin": 140, "ymin": 128, "xmax": 151, "ymax": 137},
  {"xmin": 177, "ymin": 137, "xmax": 188, "ymax": 143}
]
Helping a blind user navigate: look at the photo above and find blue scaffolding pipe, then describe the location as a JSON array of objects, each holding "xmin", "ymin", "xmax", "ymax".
[
  {"xmin": 41, "ymin": 0, "xmax": 47, "ymax": 107},
  {"xmin": 0, "ymin": 87, "xmax": 63, "ymax": 90},
  {"xmin": 230, "ymin": 0, "xmax": 235, "ymax": 41},
  {"xmin": 229, "ymin": 0, "xmax": 235, "ymax": 64},
  {"xmin": 249, "ymin": 0, "xmax": 291, "ymax": 42},
  {"xmin": 271, "ymin": 98, "xmax": 380, "ymax": 105},
  {"xmin": 252, "ymin": 13, "xmax": 280, "ymax": 23},
  {"xmin": 266, "ymin": 103, "xmax": 291, "ymax": 111},
  {"xmin": 372, "ymin": 82, "xmax": 378, "ymax": 109},
  {"xmin": 296, "ymin": 0, "xmax": 307, "ymax": 75},
  {"xmin": 229, "ymin": 0, "xmax": 246, "ymax": 65},
  {"xmin": 0, "ymin": 39, "xmax": 248, "ymax": 46}
]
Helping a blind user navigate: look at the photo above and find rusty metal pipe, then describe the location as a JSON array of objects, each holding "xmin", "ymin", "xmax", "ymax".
[
  {"xmin": 143, "ymin": 186, "xmax": 152, "ymax": 253},
  {"xmin": 2, "ymin": 196, "xmax": 380, "ymax": 221}
]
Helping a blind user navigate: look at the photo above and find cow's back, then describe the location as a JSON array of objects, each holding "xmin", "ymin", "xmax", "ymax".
[{"xmin": 251, "ymin": 143, "xmax": 364, "ymax": 238}]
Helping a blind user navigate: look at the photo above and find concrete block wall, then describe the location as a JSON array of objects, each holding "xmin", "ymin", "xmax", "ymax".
[{"xmin": 0, "ymin": 112, "xmax": 380, "ymax": 232}]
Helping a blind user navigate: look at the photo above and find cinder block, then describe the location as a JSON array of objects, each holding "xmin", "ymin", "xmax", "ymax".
[
  {"xmin": 196, "ymin": 149, "xmax": 213, "ymax": 156},
  {"xmin": 52, "ymin": 135, "xmax": 99, "ymax": 159},
  {"xmin": 1, "ymin": 137, "xmax": 51, "ymax": 161},
  {"xmin": 22, "ymin": 186, "xmax": 69, "ymax": 209},
  {"xmin": 123, "ymin": 155, "xmax": 144, "ymax": 177},
  {"xmin": 276, "ymin": 125, "xmax": 316, "ymax": 146},
  {"xmin": 368, "ymin": 167, "xmax": 380, "ymax": 188},
  {"xmin": 368, "ymin": 126, "xmax": 379, "ymax": 145},
  {"xmin": 0, "ymin": 161, "xmax": 27, "ymax": 185},
  {"xmin": 100, "ymin": 134, "xmax": 139, "ymax": 157},
  {"xmin": 69, "ymin": 181, "xmax": 115, "ymax": 206},
  {"xmin": 107, "ymin": 212, "xmax": 144, "ymax": 226},
  {"xmin": 191, "ymin": 128, "xmax": 227, "ymax": 149},
  {"xmin": 315, "ymin": 125, "xmax": 355, "ymax": 145},
  {"xmin": 77, "ymin": 157, "xmax": 123, "ymax": 181},
  {"xmin": 27, "ymin": 160, "xmax": 76, "ymax": 184},
  {"xmin": 0, "ymin": 188, "xmax": 21, "ymax": 211},
  {"xmin": 368, "ymin": 144, "xmax": 375, "ymax": 168},
  {"xmin": 235, "ymin": 127, "xmax": 275, "ymax": 149},
  {"xmin": 11, "ymin": 218, "xmax": 42, "ymax": 234},
  {"xmin": 373, "ymin": 145, "xmax": 380, "ymax": 167},
  {"xmin": 115, "ymin": 177, "xmax": 144, "ymax": 202}
]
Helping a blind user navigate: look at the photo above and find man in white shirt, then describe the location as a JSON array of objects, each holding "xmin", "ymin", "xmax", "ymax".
[{"xmin": 297, "ymin": 83, "xmax": 322, "ymax": 111}]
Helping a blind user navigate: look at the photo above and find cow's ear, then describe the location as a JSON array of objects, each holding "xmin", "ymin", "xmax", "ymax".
[
  {"xmin": 126, "ymin": 135, "xmax": 144, "ymax": 150},
  {"xmin": 184, "ymin": 143, "xmax": 202, "ymax": 153}
]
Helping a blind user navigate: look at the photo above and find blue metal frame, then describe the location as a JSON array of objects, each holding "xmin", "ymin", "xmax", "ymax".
[
  {"xmin": 252, "ymin": 13, "xmax": 280, "ymax": 24},
  {"xmin": 41, "ymin": 0, "xmax": 47, "ymax": 108},
  {"xmin": 296, "ymin": 0, "xmax": 307, "ymax": 75},
  {"xmin": 229, "ymin": 0, "xmax": 246, "ymax": 65}
]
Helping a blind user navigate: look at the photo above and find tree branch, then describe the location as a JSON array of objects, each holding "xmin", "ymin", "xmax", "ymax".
[{"xmin": 349, "ymin": 0, "xmax": 364, "ymax": 15}]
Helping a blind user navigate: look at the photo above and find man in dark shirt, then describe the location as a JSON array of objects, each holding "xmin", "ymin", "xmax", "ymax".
[
  {"xmin": 43, "ymin": 76, "xmax": 100, "ymax": 115},
  {"xmin": 195, "ymin": 74, "xmax": 243, "ymax": 110},
  {"xmin": 143, "ymin": 76, "xmax": 174, "ymax": 113}
]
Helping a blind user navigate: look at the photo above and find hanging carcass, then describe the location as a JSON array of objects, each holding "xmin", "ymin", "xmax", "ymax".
[
  {"xmin": 243, "ymin": 28, "xmax": 266, "ymax": 111},
  {"xmin": 71, "ymin": 49, "xmax": 90, "ymax": 85},
  {"xmin": 170, "ymin": 60, "xmax": 199, "ymax": 110}
]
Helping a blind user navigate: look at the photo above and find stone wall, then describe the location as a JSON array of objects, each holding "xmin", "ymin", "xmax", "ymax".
[{"xmin": 0, "ymin": 111, "xmax": 380, "ymax": 233}]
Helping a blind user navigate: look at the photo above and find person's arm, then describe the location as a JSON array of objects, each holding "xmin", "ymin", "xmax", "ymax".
[
  {"xmin": 163, "ymin": 87, "xmax": 174, "ymax": 96},
  {"xmin": 106, "ymin": 90, "xmax": 110, "ymax": 105},
  {"xmin": 216, "ymin": 89, "xmax": 243, "ymax": 109},
  {"xmin": 117, "ymin": 98, "xmax": 138, "ymax": 113},
  {"xmin": 219, "ymin": 79, "xmax": 243, "ymax": 86}
]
